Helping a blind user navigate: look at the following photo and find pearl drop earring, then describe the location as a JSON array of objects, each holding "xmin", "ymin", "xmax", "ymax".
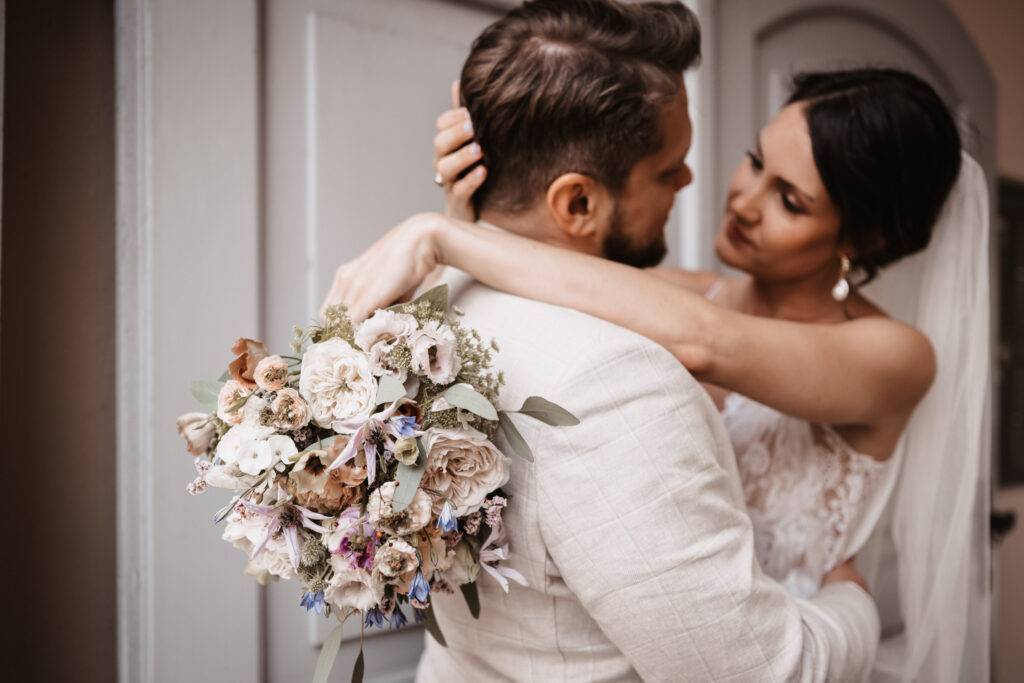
[{"xmin": 831, "ymin": 254, "xmax": 851, "ymax": 302}]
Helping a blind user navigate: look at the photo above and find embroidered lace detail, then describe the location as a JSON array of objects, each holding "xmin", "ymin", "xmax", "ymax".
[{"xmin": 722, "ymin": 393, "xmax": 890, "ymax": 598}]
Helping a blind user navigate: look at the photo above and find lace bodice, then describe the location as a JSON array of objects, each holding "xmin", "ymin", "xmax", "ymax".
[{"xmin": 722, "ymin": 393, "xmax": 896, "ymax": 598}]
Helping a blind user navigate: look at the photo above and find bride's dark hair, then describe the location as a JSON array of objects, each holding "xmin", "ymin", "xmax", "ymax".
[{"xmin": 787, "ymin": 68, "xmax": 962, "ymax": 284}]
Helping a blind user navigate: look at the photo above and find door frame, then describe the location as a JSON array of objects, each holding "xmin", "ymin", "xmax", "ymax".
[{"xmin": 116, "ymin": 0, "xmax": 263, "ymax": 680}]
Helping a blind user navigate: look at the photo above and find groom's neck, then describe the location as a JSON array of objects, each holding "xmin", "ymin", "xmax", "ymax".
[{"xmin": 478, "ymin": 207, "xmax": 584, "ymax": 254}]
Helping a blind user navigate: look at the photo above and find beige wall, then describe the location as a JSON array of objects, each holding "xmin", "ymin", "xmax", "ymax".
[
  {"xmin": 949, "ymin": 0, "xmax": 1024, "ymax": 181},
  {"xmin": 947, "ymin": 1, "xmax": 1024, "ymax": 679},
  {"xmin": 0, "ymin": 0, "xmax": 116, "ymax": 680}
]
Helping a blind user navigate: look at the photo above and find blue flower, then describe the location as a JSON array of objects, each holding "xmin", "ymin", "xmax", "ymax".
[
  {"xmin": 391, "ymin": 415, "xmax": 418, "ymax": 438},
  {"xmin": 364, "ymin": 608, "xmax": 386, "ymax": 629},
  {"xmin": 299, "ymin": 590, "xmax": 326, "ymax": 615},
  {"xmin": 409, "ymin": 572, "xmax": 430, "ymax": 603},
  {"xmin": 390, "ymin": 606, "xmax": 408, "ymax": 630},
  {"xmin": 436, "ymin": 500, "xmax": 458, "ymax": 533}
]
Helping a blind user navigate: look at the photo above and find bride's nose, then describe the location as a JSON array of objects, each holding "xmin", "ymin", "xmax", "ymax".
[{"xmin": 729, "ymin": 186, "xmax": 761, "ymax": 226}]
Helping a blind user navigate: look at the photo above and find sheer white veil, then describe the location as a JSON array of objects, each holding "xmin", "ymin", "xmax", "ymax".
[{"xmin": 857, "ymin": 152, "xmax": 992, "ymax": 682}]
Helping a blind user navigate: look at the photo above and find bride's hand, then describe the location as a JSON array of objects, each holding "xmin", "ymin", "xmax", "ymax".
[
  {"xmin": 822, "ymin": 557, "xmax": 870, "ymax": 595},
  {"xmin": 320, "ymin": 213, "xmax": 446, "ymax": 322},
  {"xmin": 434, "ymin": 81, "xmax": 487, "ymax": 221}
]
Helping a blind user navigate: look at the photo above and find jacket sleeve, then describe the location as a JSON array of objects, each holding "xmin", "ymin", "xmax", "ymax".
[{"xmin": 534, "ymin": 332, "xmax": 879, "ymax": 681}]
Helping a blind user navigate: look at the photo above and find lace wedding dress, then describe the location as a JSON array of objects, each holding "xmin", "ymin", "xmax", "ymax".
[{"xmin": 721, "ymin": 392, "xmax": 899, "ymax": 599}]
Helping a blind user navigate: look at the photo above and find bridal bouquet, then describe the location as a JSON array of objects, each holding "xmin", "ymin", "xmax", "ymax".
[{"xmin": 175, "ymin": 285, "xmax": 576, "ymax": 681}]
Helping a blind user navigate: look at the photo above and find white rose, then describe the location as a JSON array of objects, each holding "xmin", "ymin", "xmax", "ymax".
[
  {"xmin": 366, "ymin": 481, "xmax": 432, "ymax": 535},
  {"xmin": 409, "ymin": 321, "xmax": 461, "ymax": 385},
  {"xmin": 355, "ymin": 310, "xmax": 418, "ymax": 381},
  {"xmin": 298, "ymin": 338, "xmax": 378, "ymax": 428},
  {"xmin": 325, "ymin": 559, "xmax": 380, "ymax": 613},
  {"xmin": 421, "ymin": 427, "xmax": 510, "ymax": 516},
  {"xmin": 373, "ymin": 537, "xmax": 419, "ymax": 580},
  {"xmin": 215, "ymin": 423, "xmax": 280, "ymax": 476}
]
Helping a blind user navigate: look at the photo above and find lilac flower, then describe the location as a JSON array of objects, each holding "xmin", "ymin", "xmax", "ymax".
[
  {"xmin": 436, "ymin": 500, "xmax": 458, "ymax": 533},
  {"xmin": 330, "ymin": 507, "xmax": 377, "ymax": 570},
  {"xmin": 390, "ymin": 606, "xmax": 408, "ymax": 630},
  {"xmin": 300, "ymin": 590, "xmax": 326, "ymax": 615},
  {"xmin": 241, "ymin": 500, "xmax": 333, "ymax": 571},
  {"xmin": 478, "ymin": 525, "xmax": 528, "ymax": 594},
  {"xmin": 328, "ymin": 398, "xmax": 421, "ymax": 484},
  {"xmin": 409, "ymin": 572, "xmax": 430, "ymax": 603},
  {"xmin": 391, "ymin": 415, "xmax": 419, "ymax": 437},
  {"xmin": 364, "ymin": 607, "xmax": 386, "ymax": 629}
]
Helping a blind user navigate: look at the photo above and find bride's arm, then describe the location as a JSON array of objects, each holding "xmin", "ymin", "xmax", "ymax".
[
  {"xmin": 427, "ymin": 216, "xmax": 934, "ymax": 427},
  {"xmin": 326, "ymin": 213, "xmax": 934, "ymax": 427}
]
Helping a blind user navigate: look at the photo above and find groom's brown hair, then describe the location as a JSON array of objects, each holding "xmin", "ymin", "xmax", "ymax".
[{"xmin": 460, "ymin": 0, "xmax": 700, "ymax": 213}]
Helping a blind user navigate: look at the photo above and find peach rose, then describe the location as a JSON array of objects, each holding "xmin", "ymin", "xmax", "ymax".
[
  {"xmin": 254, "ymin": 354, "xmax": 289, "ymax": 391},
  {"xmin": 270, "ymin": 388, "xmax": 310, "ymax": 431},
  {"xmin": 228, "ymin": 337, "xmax": 270, "ymax": 390},
  {"xmin": 216, "ymin": 380, "xmax": 250, "ymax": 425}
]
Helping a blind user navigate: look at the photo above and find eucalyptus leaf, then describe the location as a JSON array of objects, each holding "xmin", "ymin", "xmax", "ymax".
[
  {"xmin": 423, "ymin": 604, "xmax": 448, "ymax": 647},
  {"xmin": 392, "ymin": 455, "xmax": 427, "ymax": 513},
  {"xmin": 441, "ymin": 383, "xmax": 498, "ymax": 421},
  {"xmin": 375, "ymin": 374, "xmax": 406, "ymax": 406},
  {"xmin": 459, "ymin": 581, "xmax": 481, "ymax": 619},
  {"xmin": 312, "ymin": 622, "xmax": 345, "ymax": 683},
  {"xmin": 350, "ymin": 647, "xmax": 364, "ymax": 683},
  {"xmin": 515, "ymin": 396, "xmax": 580, "ymax": 426},
  {"xmin": 191, "ymin": 379, "xmax": 224, "ymax": 412},
  {"xmin": 497, "ymin": 411, "xmax": 534, "ymax": 463}
]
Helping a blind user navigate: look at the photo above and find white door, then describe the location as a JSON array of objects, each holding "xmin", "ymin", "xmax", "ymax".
[{"xmin": 261, "ymin": 1, "xmax": 504, "ymax": 680}]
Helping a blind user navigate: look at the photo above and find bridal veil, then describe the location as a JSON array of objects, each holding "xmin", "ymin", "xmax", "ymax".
[{"xmin": 857, "ymin": 152, "xmax": 992, "ymax": 682}]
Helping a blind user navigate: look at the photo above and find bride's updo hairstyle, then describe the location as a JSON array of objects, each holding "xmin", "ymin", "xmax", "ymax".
[{"xmin": 787, "ymin": 68, "xmax": 962, "ymax": 284}]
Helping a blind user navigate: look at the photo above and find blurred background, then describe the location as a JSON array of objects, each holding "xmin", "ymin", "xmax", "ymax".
[{"xmin": 1, "ymin": 0, "xmax": 1021, "ymax": 681}]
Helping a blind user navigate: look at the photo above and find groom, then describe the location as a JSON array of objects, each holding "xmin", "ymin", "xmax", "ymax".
[{"xmin": 417, "ymin": 1, "xmax": 879, "ymax": 680}]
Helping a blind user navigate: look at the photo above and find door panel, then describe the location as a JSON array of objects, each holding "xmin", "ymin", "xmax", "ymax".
[{"xmin": 263, "ymin": 1, "xmax": 499, "ymax": 679}]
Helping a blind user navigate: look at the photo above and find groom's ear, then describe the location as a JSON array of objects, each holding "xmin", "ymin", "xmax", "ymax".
[{"xmin": 545, "ymin": 173, "xmax": 615, "ymax": 242}]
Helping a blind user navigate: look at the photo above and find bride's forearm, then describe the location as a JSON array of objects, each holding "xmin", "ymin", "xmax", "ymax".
[{"xmin": 422, "ymin": 214, "xmax": 720, "ymax": 373}]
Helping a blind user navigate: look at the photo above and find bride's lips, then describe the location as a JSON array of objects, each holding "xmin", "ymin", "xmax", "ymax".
[{"xmin": 725, "ymin": 219, "xmax": 753, "ymax": 247}]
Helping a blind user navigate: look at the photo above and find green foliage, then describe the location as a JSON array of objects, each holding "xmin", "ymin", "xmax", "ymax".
[
  {"xmin": 515, "ymin": 396, "xmax": 579, "ymax": 426},
  {"xmin": 497, "ymin": 411, "xmax": 534, "ymax": 462}
]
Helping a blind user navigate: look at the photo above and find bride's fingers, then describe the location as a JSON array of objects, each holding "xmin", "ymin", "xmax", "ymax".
[
  {"xmin": 436, "ymin": 106, "xmax": 468, "ymax": 131},
  {"xmin": 433, "ymin": 119, "xmax": 474, "ymax": 163},
  {"xmin": 449, "ymin": 165, "xmax": 487, "ymax": 202},
  {"xmin": 450, "ymin": 79, "xmax": 461, "ymax": 109},
  {"xmin": 436, "ymin": 142, "xmax": 483, "ymax": 184}
]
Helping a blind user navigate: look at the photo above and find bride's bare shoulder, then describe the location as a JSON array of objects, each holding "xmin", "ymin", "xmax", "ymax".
[{"xmin": 843, "ymin": 313, "xmax": 936, "ymax": 400}]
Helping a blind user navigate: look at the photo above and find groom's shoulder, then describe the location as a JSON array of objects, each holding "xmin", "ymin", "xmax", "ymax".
[{"xmin": 438, "ymin": 267, "xmax": 684, "ymax": 374}]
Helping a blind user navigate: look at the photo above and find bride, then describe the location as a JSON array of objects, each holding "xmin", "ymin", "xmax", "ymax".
[{"xmin": 323, "ymin": 67, "xmax": 989, "ymax": 682}]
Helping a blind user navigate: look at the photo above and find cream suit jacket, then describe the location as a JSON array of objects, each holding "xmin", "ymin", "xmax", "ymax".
[{"xmin": 416, "ymin": 269, "xmax": 879, "ymax": 682}]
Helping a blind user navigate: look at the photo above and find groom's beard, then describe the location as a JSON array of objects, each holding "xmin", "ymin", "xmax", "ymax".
[{"xmin": 601, "ymin": 205, "xmax": 668, "ymax": 269}]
